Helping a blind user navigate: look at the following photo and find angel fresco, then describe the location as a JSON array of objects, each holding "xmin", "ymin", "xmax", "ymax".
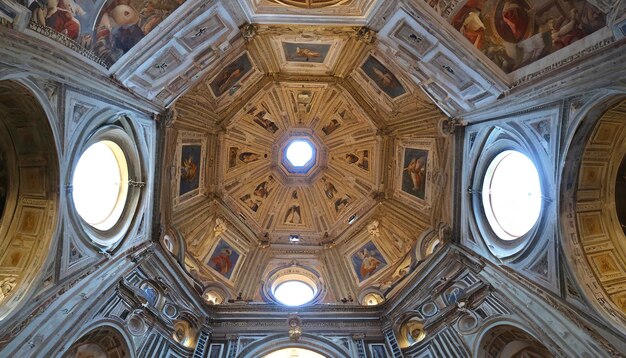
[
  {"xmin": 334, "ymin": 194, "xmax": 351, "ymax": 213},
  {"xmin": 284, "ymin": 191, "xmax": 302, "ymax": 224},
  {"xmin": 252, "ymin": 110, "xmax": 279, "ymax": 134},
  {"xmin": 240, "ymin": 194, "xmax": 261, "ymax": 212},
  {"xmin": 361, "ymin": 56, "xmax": 406, "ymax": 98},
  {"xmin": 210, "ymin": 54, "xmax": 253, "ymax": 97},
  {"xmin": 322, "ymin": 118, "xmax": 341, "ymax": 135},
  {"xmin": 283, "ymin": 42, "xmax": 330, "ymax": 63},
  {"xmin": 345, "ymin": 150, "xmax": 369, "ymax": 171},
  {"xmin": 401, "ymin": 148, "xmax": 428, "ymax": 200},
  {"xmin": 321, "ymin": 177, "xmax": 338, "ymax": 199},
  {"xmin": 228, "ymin": 147, "xmax": 265, "ymax": 168}
]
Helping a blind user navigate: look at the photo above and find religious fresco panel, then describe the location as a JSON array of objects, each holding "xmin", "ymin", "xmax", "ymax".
[
  {"xmin": 427, "ymin": 0, "xmax": 606, "ymax": 73},
  {"xmin": 29, "ymin": 0, "xmax": 186, "ymax": 66},
  {"xmin": 179, "ymin": 144, "xmax": 201, "ymax": 196},
  {"xmin": 0, "ymin": 149, "xmax": 7, "ymax": 219},
  {"xmin": 616, "ymin": 154, "xmax": 626, "ymax": 236},
  {"xmin": 282, "ymin": 42, "xmax": 331, "ymax": 63},
  {"xmin": 401, "ymin": 148, "xmax": 429, "ymax": 200},
  {"xmin": 351, "ymin": 241, "xmax": 387, "ymax": 283},
  {"xmin": 361, "ymin": 56, "xmax": 406, "ymax": 99},
  {"xmin": 207, "ymin": 239, "xmax": 240, "ymax": 280},
  {"xmin": 209, "ymin": 53, "xmax": 254, "ymax": 98}
]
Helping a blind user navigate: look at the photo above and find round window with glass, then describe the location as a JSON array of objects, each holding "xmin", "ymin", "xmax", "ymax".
[
  {"xmin": 481, "ymin": 150, "xmax": 542, "ymax": 241},
  {"xmin": 72, "ymin": 140, "xmax": 129, "ymax": 231},
  {"xmin": 274, "ymin": 280, "xmax": 315, "ymax": 306}
]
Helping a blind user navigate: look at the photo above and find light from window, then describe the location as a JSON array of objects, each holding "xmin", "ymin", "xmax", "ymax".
[
  {"xmin": 274, "ymin": 280, "xmax": 314, "ymax": 306},
  {"xmin": 263, "ymin": 348, "xmax": 325, "ymax": 358},
  {"xmin": 286, "ymin": 140, "xmax": 313, "ymax": 167},
  {"xmin": 482, "ymin": 150, "xmax": 541, "ymax": 240},
  {"xmin": 72, "ymin": 141, "xmax": 128, "ymax": 231}
]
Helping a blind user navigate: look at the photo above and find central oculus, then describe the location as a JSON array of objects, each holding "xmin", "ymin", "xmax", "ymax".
[
  {"xmin": 280, "ymin": 136, "xmax": 318, "ymax": 175},
  {"xmin": 286, "ymin": 140, "xmax": 314, "ymax": 167}
]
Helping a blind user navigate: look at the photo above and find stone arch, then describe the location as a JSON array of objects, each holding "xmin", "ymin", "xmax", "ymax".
[
  {"xmin": 60, "ymin": 322, "xmax": 135, "ymax": 358},
  {"xmin": 560, "ymin": 94, "xmax": 626, "ymax": 333},
  {"xmin": 237, "ymin": 333, "xmax": 352, "ymax": 358},
  {"xmin": 0, "ymin": 79, "xmax": 60, "ymax": 322},
  {"xmin": 474, "ymin": 322, "xmax": 552, "ymax": 358}
]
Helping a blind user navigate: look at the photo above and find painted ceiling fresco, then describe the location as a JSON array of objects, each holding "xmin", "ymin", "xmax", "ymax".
[
  {"xmin": 219, "ymin": 83, "xmax": 380, "ymax": 244},
  {"xmin": 29, "ymin": 0, "xmax": 186, "ymax": 66},
  {"xmin": 427, "ymin": 0, "xmax": 606, "ymax": 73},
  {"xmin": 268, "ymin": 0, "xmax": 352, "ymax": 8}
]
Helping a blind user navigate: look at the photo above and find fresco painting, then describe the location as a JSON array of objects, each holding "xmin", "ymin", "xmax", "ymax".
[
  {"xmin": 247, "ymin": 105, "xmax": 280, "ymax": 133},
  {"xmin": 228, "ymin": 147, "xmax": 266, "ymax": 169},
  {"xmin": 351, "ymin": 241, "xmax": 387, "ymax": 282},
  {"xmin": 210, "ymin": 54, "xmax": 253, "ymax": 98},
  {"xmin": 207, "ymin": 239, "xmax": 240, "ymax": 280},
  {"xmin": 432, "ymin": 0, "xmax": 605, "ymax": 73},
  {"xmin": 179, "ymin": 144, "xmax": 200, "ymax": 196},
  {"xmin": 401, "ymin": 148, "xmax": 428, "ymax": 200},
  {"xmin": 361, "ymin": 56, "xmax": 406, "ymax": 99},
  {"xmin": 240, "ymin": 175, "xmax": 276, "ymax": 213},
  {"xmin": 615, "ymin": 154, "xmax": 626, "ymax": 236},
  {"xmin": 282, "ymin": 42, "xmax": 331, "ymax": 63},
  {"xmin": 0, "ymin": 149, "xmax": 6, "ymax": 219},
  {"xmin": 29, "ymin": 0, "xmax": 186, "ymax": 66},
  {"xmin": 345, "ymin": 150, "xmax": 369, "ymax": 171}
]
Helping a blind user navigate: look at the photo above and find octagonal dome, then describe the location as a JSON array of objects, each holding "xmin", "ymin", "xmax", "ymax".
[{"xmin": 219, "ymin": 83, "xmax": 379, "ymax": 244}]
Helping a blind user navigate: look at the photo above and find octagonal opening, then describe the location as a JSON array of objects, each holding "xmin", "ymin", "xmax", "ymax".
[{"xmin": 286, "ymin": 140, "xmax": 314, "ymax": 167}]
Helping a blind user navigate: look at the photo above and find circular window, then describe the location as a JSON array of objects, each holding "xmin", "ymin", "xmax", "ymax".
[
  {"xmin": 274, "ymin": 280, "xmax": 315, "ymax": 306},
  {"xmin": 263, "ymin": 348, "xmax": 325, "ymax": 358},
  {"xmin": 70, "ymin": 122, "xmax": 143, "ymax": 250},
  {"xmin": 72, "ymin": 141, "xmax": 129, "ymax": 231},
  {"xmin": 264, "ymin": 266, "xmax": 323, "ymax": 306},
  {"xmin": 482, "ymin": 150, "xmax": 541, "ymax": 241},
  {"xmin": 286, "ymin": 140, "xmax": 314, "ymax": 167}
]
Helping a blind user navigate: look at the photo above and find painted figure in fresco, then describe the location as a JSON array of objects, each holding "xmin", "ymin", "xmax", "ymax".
[
  {"xmin": 217, "ymin": 64, "xmax": 245, "ymax": 95},
  {"xmin": 110, "ymin": 4, "xmax": 144, "ymax": 53},
  {"xmin": 322, "ymin": 119, "xmax": 341, "ymax": 135},
  {"xmin": 180, "ymin": 155, "xmax": 198, "ymax": 182},
  {"xmin": 372, "ymin": 66, "xmax": 396, "ymax": 88},
  {"xmin": 322, "ymin": 177, "xmax": 338, "ymax": 199},
  {"xmin": 210, "ymin": 248, "xmax": 233, "ymax": 275},
  {"xmin": 446, "ymin": 287, "xmax": 464, "ymax": 304},
  {"xmin": 253, "ymin": 177, "xmax": 274, "ymax": 198},
  {"xmin": 240, "ymin": 194, "xmax": 261, "ymax": 212},
  {"xmin": 358, "ymin": 248, "xmax": 382, "ymax": 279},
  {"xmin": 460, "ymin": 10, "xmax": 486, "ymax": 48},
  {"xmin": 94, "ymin": 0, "xmax": 144, "ymax": 63},
  {"xmin": 334, "ymin": 195, "xmax": 351, "ymax": 212},
  {"xmin": 345, "ymin": 150, "xmax": 369, "ymax": 171},
  {"xmin": 253, "ymin": 110, "xmax": 279, "ymax": 133},
  {"xmin": 404, "ymin": 155, "xmax": 426, "ymax": 192},
  {"xmin": 33, "ymin": 0, "xmax": 81, "ymax": 40},
  {"xmin": 284, "ymin": 191, "xmax": 301, "ymax": 224},
  {"xmin": 239, "ymin": 152, "xmax": 264, "ymax": 163},
  {"xmin": 549, "ymin": 9, "xmax": 586, "ymax": 50},
  {"xmin": 228, "ymin": 147, "xmax": 238, "ymax": 168},
  {"xmin": 294, "ymin": 47, "xmax": 322, "ymax": 61},
  {"xmin": 498, "ymin": 0, "xmax": 529, "ymax": 43}
]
